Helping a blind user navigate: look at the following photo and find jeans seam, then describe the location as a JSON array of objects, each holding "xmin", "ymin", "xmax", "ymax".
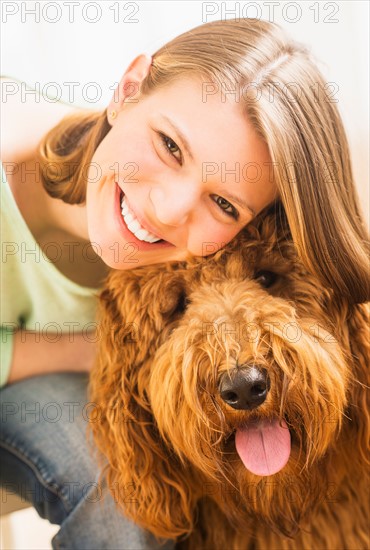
[{"xmin": 0, "ymin": 439, "xmax": 72, "ymax": 514}]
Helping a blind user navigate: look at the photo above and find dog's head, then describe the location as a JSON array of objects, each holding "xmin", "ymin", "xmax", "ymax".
[{"xmin": 89, "ymin": 209, "xmax": 369, "ymax": 541}]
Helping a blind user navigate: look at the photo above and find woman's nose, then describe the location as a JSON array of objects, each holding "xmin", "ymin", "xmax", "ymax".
[{"xmin": 150, "ymin": 185, "xmax": 200, "ymax": 227}]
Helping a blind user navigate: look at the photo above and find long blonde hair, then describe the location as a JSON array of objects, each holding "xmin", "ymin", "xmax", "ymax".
[{"xmin": 36, "ymin": 18, "xmax": 369, "ymax": 304}]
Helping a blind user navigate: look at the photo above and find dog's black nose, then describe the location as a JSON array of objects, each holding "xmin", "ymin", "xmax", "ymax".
[{"xmin": 218, "ymin": 366, "xmax": 270, "ymax": 410}]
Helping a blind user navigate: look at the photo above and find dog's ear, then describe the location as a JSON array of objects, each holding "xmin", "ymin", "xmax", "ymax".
[
  {"xmin": 88, "ymin": 265, "xmax": 196, "ymax": 540},
  {"xmin": 88, "ymin": 342, "xmax": 197, "ymax": 541},
  {"xmin": 269, "ymin": 312, "xmax": 349, "ymax": 462}
]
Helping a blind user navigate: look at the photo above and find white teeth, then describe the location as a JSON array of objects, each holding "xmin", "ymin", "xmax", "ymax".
[
  {"xmin": 120, "ymin": 195, "xmax": 162, "ymax": 243},
  {"xmin": 126, "ymin": 218, "xmax": 141, "ymax": 233}
]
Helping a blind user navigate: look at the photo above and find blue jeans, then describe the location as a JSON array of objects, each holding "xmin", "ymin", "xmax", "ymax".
[{"xmin": 0, "ymin": 373, "xmax": 175, "ymax": 550}]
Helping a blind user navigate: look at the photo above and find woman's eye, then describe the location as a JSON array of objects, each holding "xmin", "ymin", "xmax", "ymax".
[
  {"xmin": 157, "ymin": 132, "xmax": 239, "ymax": 221},
  {"xmin": 159, "ymin": 133, "xmax": 182, "ymax": 162},
  {"xmin": 212, "ymin": 196, "xmax": 239, "ymax": 220}
]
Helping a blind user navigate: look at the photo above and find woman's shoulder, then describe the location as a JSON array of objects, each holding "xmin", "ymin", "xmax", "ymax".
[{"xmin": 0, "ymin": 76, "xmax": 78, "ymax": 163}]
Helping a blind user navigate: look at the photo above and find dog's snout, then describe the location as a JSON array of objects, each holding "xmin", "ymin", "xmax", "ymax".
[{"xmin": 219, "ymin": 366, "xmax": 270, "ymax": 410}]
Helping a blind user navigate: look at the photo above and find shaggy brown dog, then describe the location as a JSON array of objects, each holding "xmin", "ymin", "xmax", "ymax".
[{"xmin": 89, "ymin": 209, "xmax": 369, "ymax": 550}]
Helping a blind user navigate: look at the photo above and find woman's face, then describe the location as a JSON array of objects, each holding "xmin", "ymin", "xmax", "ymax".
[{"xmin": 86, "ymin": 76, "xmax": 276, "ymax": 270}]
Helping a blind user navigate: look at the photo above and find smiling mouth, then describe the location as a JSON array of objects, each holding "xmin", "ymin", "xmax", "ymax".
[
  {"xmin": 116, "ymin": 187, "xmax": 175, "ymax": 249},
  {"xmin": 118, "ymin": 189, "xmax": 164, "ymax": 243}
]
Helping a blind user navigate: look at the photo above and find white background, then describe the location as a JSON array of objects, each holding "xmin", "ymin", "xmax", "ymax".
[{"xmin": 0, "ymin": 1, "xmax": 369, "ymax": 548}]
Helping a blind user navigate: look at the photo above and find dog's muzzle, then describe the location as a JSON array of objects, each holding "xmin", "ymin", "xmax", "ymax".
[{"xmin": 218, "ymin": 365, "xmax": 270, "ymax": 410}]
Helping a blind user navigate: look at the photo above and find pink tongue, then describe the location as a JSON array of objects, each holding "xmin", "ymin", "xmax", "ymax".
[{"xmin": 235, "ymin": 418, "xmax": 291, "ymax": 476}]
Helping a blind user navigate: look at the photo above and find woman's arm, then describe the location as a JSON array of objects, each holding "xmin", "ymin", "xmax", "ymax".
[
  {"xmin": 1, "ymin": 78, "xmax": 98, "ymax": 386},
  {"xmin": 6, "ymin": 330, "xmax": 97, "ymax": 385}
]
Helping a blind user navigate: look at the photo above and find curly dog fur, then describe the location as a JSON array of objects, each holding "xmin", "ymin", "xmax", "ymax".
[{"xmin": 89, "ymin": 210, "xmax": 369, "ymax": 549}]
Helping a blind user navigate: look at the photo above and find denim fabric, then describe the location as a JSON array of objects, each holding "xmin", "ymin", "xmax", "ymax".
[{"xmin": 0, "ymin": 373, "xmax": 175, "ymax": 550}]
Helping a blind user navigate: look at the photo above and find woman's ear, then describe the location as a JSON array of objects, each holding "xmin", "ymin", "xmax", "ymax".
[{"xmin": 107, "ymin": 53, "xmax": 152, "ymax": 124}]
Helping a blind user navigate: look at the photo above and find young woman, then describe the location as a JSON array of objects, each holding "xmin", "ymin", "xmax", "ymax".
[{"xmin": 1, "ymin": 18, "xmax": 369, "ymax": 549}]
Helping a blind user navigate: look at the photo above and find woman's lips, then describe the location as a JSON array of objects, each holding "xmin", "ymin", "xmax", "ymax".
[{"xmin": 114, "ymin": 183, "xmax": 175, "ymax": 250}]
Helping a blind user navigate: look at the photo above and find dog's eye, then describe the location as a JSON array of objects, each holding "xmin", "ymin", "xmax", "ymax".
[
  {"xmin": 254, "ymin": 270, "xmax": 278, "ymax": 288},
  {"xmin": 174, "ymin": 291, "xmax": 190, "ymax": 315}
]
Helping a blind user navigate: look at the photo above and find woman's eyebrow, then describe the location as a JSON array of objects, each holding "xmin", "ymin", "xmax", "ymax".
[{"xmin": 158, "ymin": 114, "xmax": 255, "ymax": 217}]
